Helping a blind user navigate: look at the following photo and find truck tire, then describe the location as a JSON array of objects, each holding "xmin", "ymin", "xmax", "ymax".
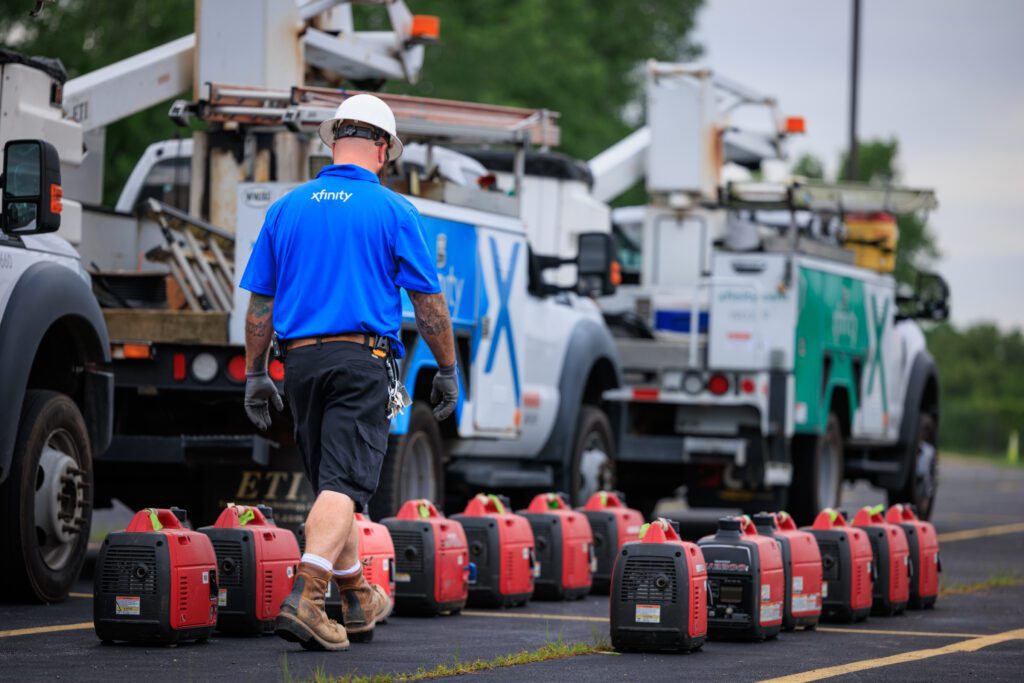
[
  {"xmin": 569, "ymin": 406, "xmax": 616, "ymax": 506},
  {"xmin": 888, "ymin": 413, "xmax": 938, "ymax": 521},
  {"xmin": 370, "ymin": 404, "xmax": 443, "ymax": 520},
  {"xmin": 0, "ymin": 391, "xmax": 92, "ymax": 603},
  {"xmin": 789, "ymin": 412, "xmax": 843, "ymax": 525}
]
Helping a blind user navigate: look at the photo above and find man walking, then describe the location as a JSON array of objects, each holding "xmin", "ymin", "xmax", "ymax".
[{"xmin": 239, "ymin": 94, "xmax": 458, "ymax": 651}]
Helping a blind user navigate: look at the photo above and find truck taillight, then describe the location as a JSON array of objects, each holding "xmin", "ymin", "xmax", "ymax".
[
  {"xmin": 707, "ymin": 374, "xmax": 729, "ymax": 396},
  {"xmin": 269, "ymin": 359, "xmax": 285, "ymax": 382},
  {"xmin": 172, "ymin": 353, "xmax": 186, "ymax": 381},
  {"xmin": 227, "ymin": 356, "xmax": 246, "ymax": 382},
  {"xmin": 632, "ymin": 388, "xmax": 660, "ymax": 401}
]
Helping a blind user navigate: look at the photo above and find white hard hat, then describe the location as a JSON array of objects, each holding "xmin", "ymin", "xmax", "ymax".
[{"xmin": 318, "ymin": 93, "xmax": 404, "ymax": 161}]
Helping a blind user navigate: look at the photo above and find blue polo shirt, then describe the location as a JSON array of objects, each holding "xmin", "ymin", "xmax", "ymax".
[{"xmin": 239, "ymin": 164, "xmax": 440, "ymax": 357}]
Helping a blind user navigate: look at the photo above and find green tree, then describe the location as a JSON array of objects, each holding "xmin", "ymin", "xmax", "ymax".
[
  {"xmin": 792, "ymin": 138, "xmax": 939, "ymax": 285},
  {"xmin": 3, "ymin": 0, "xmax": 702, "ymax": 204},
  {"xmin": 355, "ymin": 0, "xmax": 703, "ymax": 161},
  {"xmin": 0, "ymin": 0, "xmax": 194, "ymax": 204},
  {"xmin": 791, "ymin": 153, "xmax": 824, "ymax": 179}
]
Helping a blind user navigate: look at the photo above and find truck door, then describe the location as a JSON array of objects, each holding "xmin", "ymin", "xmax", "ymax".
[{"xmin": 472, "ymin": 229, "xmax": 526, "ymax": 435}]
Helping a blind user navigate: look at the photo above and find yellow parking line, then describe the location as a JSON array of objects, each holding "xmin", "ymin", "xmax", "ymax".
[
  {"xmin": 68, "ymin": 592, "xmax": 92, "ymax": 599},
  {"xmin": 816, "ymin": 627, "xmax": 982, "ymax": 639},
  {"xmin": 462, "ymin": 611, "xmax": 984, "ymax": 640},
  {"xmin": 0, "ymin": 622, "xmax": 93, "ymax": 639},
  {"xmin": 938, "ymin": 522, "xmax": 1024, "ymax": 543},
  {"xmin": 757, "ymin": 628, "xmax": 1024, "ymax": 683}
]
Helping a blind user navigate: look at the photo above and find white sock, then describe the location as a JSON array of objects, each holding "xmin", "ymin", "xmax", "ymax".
[
  {"xmin": 301, "ymin": 553, "xmax": 334, "ymax": 572},
  {"xmin": 333, "ymin": 562, "xmax": 361, "ymax": 577}
]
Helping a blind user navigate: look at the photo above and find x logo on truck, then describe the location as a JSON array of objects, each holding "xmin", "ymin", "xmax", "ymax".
[
  {"xmin": 485, "ymin": 237, "xmax": 521, "ymax": 405},
  {"xmin": 866, "ymin": 294, "xmax": 889, "ymax": 414}
]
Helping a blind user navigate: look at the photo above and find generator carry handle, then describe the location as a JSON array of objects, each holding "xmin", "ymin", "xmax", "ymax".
[
  {"xmin": 738, "ymin": 515, "xmax": 758, "ymax": 536},
  {"xmin": 126, "ymin": 507, "xmax": 186, "ymax": 532},
  {"xmin": 639, "ymin": 518, "xmax": 681, "ymax": 544},
  {"xmin": 526, "ymin": 492, "xmax": 569, "ymax": 513},
  {"xmin": 885, "ymin": 503, "xmax": 918, "ymax": 524},
  {"xmin": 582, "ymin": 490, "xmax": 626, "ymax": 510},
  {"xmin": 464, "ymin": 493, "xmax": 508, "ymax": 516},
  {"xmin": 811, "ymin": 508, "xmax": 849, "ymax": 529},
  {"xmin": 852, "ymin": 505, "xmax": 886, "ymax": 526},
  {"xmin": 215, "ymin": 504, "xmax": 271, "ymax": 528},
  {"xmin": 396, "ymin": 498, "xmax": 444, "ymax": 520},
  {"xmin": 774, "ymin": 511, "xmax": 799, "ymax": 531}
]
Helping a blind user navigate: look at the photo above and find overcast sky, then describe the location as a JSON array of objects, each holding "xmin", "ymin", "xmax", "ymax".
[{"xmin": 694, "ymin": 0, "xmax": 1024, "ymax": 331}]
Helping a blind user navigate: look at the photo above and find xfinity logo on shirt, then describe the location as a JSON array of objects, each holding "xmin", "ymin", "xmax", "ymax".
[{"xmin": 311, "ymin": 189, "xmax": 353, "ymax": 203}]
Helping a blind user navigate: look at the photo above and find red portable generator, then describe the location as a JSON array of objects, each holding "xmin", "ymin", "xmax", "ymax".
[
  {"xmin": 752, "ymin": 512, "xmax": 822, "ymax": 630},
  {"xmin": 804, "ymin": 509, "xmax": 874, "ymax": 622},
  {"xmin": 94, "ymin": 507, "xmax": 218, "ymax": 644},
  {"xmin": 579, "ymin": 491, "xmax": 645, "ymax": 594},
  {"xmin": 852, "ymin": 506, "xmax": 911, "ymax": 616},
  {"xmin": 886, "ymin": 504, "xmax": 940, "ymax": 609},
  {"xmin": 519, "ymin": 493, "xmax": 594, "ymax": 600},
  {"xmin": 199, "ymin": 504, "xmax": 299, "ymax": 634},
  {"xmin": 698, "ymin": 516, "xmax": 784, "ymax": 641},
  {"xmin": 298, "ymin": 514, "xmax": 396, "ymax": 624},
  {"xmin": 452, "ymin": 493, "xmax": 535, "ymax": 607},
  {"xmin": 383, "ymin": 499, "xmax": 470, "ymax": 615},
  {"xmin": 610, "ymin": 518, "xmax": 707, "ymax": 653}
]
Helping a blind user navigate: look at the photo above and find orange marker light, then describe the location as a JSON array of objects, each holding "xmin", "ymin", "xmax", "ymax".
[
  {"xmin": 610, "ymin": 260, "xmax": 622, "ymax": 287},
  {"xmin": 122, "ymin": 343, "xmax": 153, "ymax": 360},
  {"xmin": 411, "ymin": 15, "xmax": 440, "ymax": 43},
  {"xmin": 50, "ymin": 184, "xmax": 63, "ymax": 214},
  {"xmin": 784, "ymin": 116, "xmax": 806, "ymax": 134}
]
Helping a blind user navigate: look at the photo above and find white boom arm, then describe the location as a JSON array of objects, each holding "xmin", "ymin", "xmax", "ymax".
[{"xmin": 63, "ymin": 34, "xmax": 195, "ymax": 133}]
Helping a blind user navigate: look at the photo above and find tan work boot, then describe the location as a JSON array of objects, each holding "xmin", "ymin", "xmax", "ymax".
[
  {"xmin": 334, "ymin": 569, "xmax": 392, "ymax": 642},
  {"xmin": 275, "ymin": 563, "xmax": 350, "ymax": 651}
]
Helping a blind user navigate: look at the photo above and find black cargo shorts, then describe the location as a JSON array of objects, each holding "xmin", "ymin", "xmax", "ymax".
[{"xmin": 283, "ymin": 341, "xmax": 390, "ymax": 512}]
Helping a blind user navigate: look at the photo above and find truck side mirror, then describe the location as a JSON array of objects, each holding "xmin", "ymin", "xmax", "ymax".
[
  {"xmin": 1, "ymin": 139, "xmax": 62, "ymax": 235},
  {"xmin": 575, "ymin": 232, "xmax": 619, "ymax": 298},
  {"xmin": 898, "ymin": 271, "xmax": 949, "ymax": 322},
  {"xmin": 913, "ymin": 271, "xmax": 950, "ymax": 322}
]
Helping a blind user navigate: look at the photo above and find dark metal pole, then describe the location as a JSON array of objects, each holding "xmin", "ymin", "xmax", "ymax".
[{"xmin": 847, "ymin": 0, "xmax": 861, "ymax": 181}]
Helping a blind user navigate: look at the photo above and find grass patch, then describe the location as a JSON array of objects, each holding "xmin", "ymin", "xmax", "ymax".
[
  {"xmin": 299, "ymin": 636, "xmax": 613, "ymax": 683},
  {"xmin": 940, "ymin": 572, "xmax": 1024, "ymax": 597},
  {"xmin": 943, "ymin": 451, "xmax": 1024, "ymax": 469}
]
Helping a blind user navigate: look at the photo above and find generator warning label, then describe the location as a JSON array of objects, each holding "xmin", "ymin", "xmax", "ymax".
[
  {"xmin": 202, "ymin": 571, "xmax": 209, "ymax": 585},
  {"xmin": 822, "ymin": 582, "xmax": 829, "ymax": 599},
  {"xmin": 761, "ymin": 584, "xmax": 771, "ymax": 601},
  {"xmin": 761, "ymin": 601, "xmax": 782, "ymax": 623},
  {"xmin": 218, "ymin": 589, "xmax": 228, "ymax": 607},
  {"xmin": 792, "ymin": 593, "xmax": 820, "ymax": 613},
  {"xmin": 395, "ymin": 572, "xmax": 412, "ymax": 583},
  {"xmin": 792, "ymin": 576, "xmax": 804, "ymax": 593},
  {"xmin": 115, "ymin": 596, "xmax": 140, "ymax": 616},
  {"xmin": 635, "ymin": 604, "xmax": 661, "ymax": 624}
]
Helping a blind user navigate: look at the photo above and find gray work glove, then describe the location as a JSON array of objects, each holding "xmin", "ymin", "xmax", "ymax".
[
  {"xmin": 245, "ymin": 371, "xmax": 284, "ymax": 431},
  {"xmin": 430, "ymin": 364, "xmax": 459, "ymax": 421}
]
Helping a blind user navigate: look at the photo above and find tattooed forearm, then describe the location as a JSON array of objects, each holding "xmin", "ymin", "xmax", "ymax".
[
  {"xmin": 410, "ymin": 290, "xmax": 456, "ymax": 367},
  {"xmin": 245, "ymin": 293, "xmax": 275, "ymax": 373}
]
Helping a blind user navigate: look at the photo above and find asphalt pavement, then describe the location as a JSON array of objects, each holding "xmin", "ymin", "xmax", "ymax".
[{"xmin": 1, "ymin": 455, "xmax": 1022, "ymax": 682}]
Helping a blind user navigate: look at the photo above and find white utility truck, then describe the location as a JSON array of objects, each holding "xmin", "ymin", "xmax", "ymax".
[
  {"xmin": 0, "ymin": 0, "xmax": 621, "ymax": 603},
  {"xmin": 472, "ymin": 62, "xmax": 949, "ymax": 522},
  {"xmin": 593, "ymin": 63, "xmax": 948, "ymax": 521}
]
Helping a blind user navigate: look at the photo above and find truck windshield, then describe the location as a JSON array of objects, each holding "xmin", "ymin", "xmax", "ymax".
[
  {"xmin": 613, "ymin": 224, "xmax": 642, "ymax": 285},
  {"xmin": 135, "ymin": 157, "xmax": 190, "ymax": 212}
]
